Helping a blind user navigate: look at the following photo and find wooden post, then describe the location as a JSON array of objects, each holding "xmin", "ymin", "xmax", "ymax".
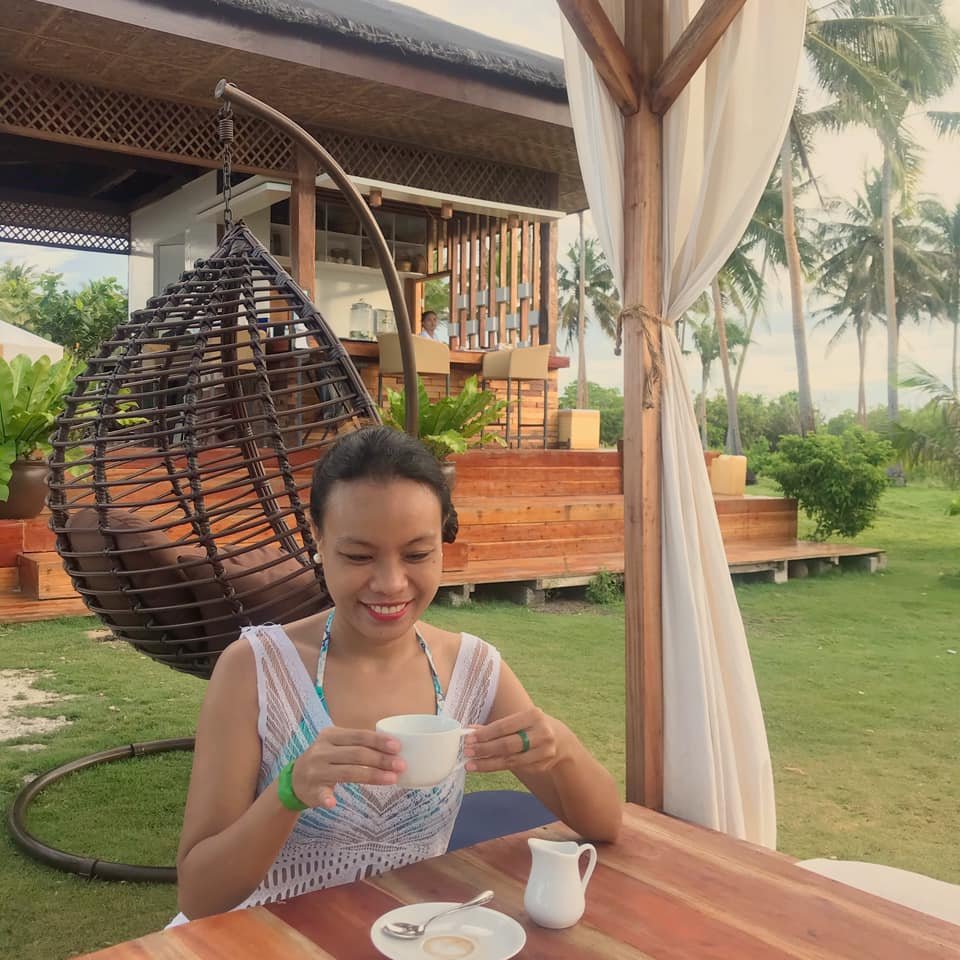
[
  {"xmin": 650, "ymin": 0, "xmax": 749, "ymax": 115},
  {"xmin": 498, "ymin": 219, "xmax": 509, "ymax": 345},
  {"xmin": 289, "ymin": 145, "xmax": 316, "ymax": 301},
  {"xmin": 623, "ymin": 0, "xmax": 664, "ymax": 809}
]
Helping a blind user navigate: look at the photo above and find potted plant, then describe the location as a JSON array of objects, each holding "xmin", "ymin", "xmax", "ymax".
[
  {"xmin": 382, "ymin": 374, "xmax": 509, "ymax": 488},
  {"xmin": 0, "ymin": 353, "xmax": 81, "ymax": 520}
]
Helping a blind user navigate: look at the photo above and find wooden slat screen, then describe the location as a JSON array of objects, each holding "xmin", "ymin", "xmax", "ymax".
[{"xmin": 422, "ymin": 211, "xmax": 554, "ymax": 350}]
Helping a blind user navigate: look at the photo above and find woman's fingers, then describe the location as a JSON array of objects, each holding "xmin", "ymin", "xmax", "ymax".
[
  {"xmin": 325, "ymin": 728, "xmax": 401, "ymax": 754},
  {"xmin": 464, "ymin": 744, "xmax": 553, "ymax": 773},
  {"xmin": 467, "ymin": 710, "xmax": 540, "ymax": 745},
  {"xmin": 329, "ymin": 745, "xmax": 405, "ymax": 771}
]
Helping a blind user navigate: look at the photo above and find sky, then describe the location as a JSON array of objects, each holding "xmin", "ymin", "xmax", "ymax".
[{"xmin": 3, "ymin": 0, "xmax": 960, "ymax": 417}]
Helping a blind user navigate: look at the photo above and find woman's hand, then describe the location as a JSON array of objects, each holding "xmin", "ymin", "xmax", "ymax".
[
  {"xmin": 463, "ymin": 708, "xmax": 572, "ymax": 775},
  {"xmin": 289, "ymin": 728, "xmax": 405, "ymax": 809}
]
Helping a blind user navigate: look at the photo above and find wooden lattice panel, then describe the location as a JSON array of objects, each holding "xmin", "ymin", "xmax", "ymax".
[
  {"xmin": 0, "ymin": 197, "xmax": 129, "ymax": 254},
  {"xmin": 0, "ymin": 72, "xmax": 292, "ymax": 173},
  {"xmin": 316, "ymin": 130, "xmax": 551, "ymax": 208},
  {"xmin": 0, "ymin": 71, "xmax": 551, "ymax": 207}
]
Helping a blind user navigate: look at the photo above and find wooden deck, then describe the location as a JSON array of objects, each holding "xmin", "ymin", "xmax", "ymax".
[
  {"xmin": 0, "ymin": 449, "xmax": 885, "ymax": 623},
  {"xmin": 433, "ymin": 450, "xmax": 884, "ymax": 602}
]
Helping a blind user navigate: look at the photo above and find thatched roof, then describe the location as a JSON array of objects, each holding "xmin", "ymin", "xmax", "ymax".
[{"xmin": 200, "ymin": 0, "xmax": 566, "ymax": 92}]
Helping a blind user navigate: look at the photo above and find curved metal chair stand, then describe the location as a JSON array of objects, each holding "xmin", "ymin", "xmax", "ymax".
[
  {"xmin": 10, "ymin": 81, "xmax": 424, "ymax": 882},
  {"xmin": 8, "ymin": 738, "xmax": 193, "ymax": 883}
]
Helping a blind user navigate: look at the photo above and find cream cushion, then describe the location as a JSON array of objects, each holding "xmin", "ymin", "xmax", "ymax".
[
  {"xmin": 481, "ymin": 344, "xmax": 550, "ymax": 381},
  {"xmin": 799, "ymin": 859, "xmax": 960, "ymax": 926},
  {"xmin": 378, "ymin": 332, "xmax": 450, "ymax": 377}
]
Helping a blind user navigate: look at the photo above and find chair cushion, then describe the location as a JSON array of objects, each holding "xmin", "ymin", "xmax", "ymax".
[
  {"xmin": 447, "ymin": 790, "xmax": 555, "ymax": 852},
  {"xmin": 799, "ymin": 859, "xmax": 960, "ymax": 926},
  {"xmin": 64, "ymin": 507, "xmax": 202, "ymax": 644},
  {"xmin": 177, "ymin": 543, "xmax": 328, "ymax": 639}
]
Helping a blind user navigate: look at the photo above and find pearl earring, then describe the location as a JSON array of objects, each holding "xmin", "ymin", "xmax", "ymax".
[{"xmin": 312, "ymin": 552, "xmax": 322, "ymax": 565}]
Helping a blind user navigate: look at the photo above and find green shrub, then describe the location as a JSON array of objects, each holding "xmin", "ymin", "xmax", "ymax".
[
  {"xmin": 766, "ymin": 427, "xmax": 893, "ymax": 540},
  {"xmin": 585, "ymin": 569, "xmax": 623, "ymax": 604},
  {"xmin": 746, "ymin": 437, "xmax": 772, "ymax": 478}
]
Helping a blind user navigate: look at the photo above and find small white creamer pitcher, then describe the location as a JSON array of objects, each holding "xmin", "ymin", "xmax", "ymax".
[{"xmin": 524, "ymin": 837, "xmax": 598, "ymax": 929}]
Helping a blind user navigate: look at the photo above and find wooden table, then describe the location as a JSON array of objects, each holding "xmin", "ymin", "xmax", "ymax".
[{"xmin": 80, "ymin": 804, "xmax": 960, "ymax": 959}]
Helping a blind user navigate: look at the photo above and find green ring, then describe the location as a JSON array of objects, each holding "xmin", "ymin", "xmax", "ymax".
[{"xmin": 517, "ymin": 729, "xmax": 531, "ymax": 754}]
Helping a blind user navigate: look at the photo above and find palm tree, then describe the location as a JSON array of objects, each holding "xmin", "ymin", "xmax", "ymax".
[
  {"xmin": 711, "ymin": 245, "xmax": 764, "ymax": 454},
  {"xmin": 685, "ymin": 299, "xmax": 748, "ymax": 449},
  {"xmin": 558, "ymin": 228, "xmax": 620, "ymax": 409},
  {"xmin": 918, "ymin": 199, "xmax": 960, "ymax": 394},
  {"xmin": 793, "ymin": 1, "xmax": 960, "ymax": 424},
  {"xmin": 814, "ymin": 1, "xmax": 960, "ymax": 420},
  {"xmin": 889, "ymin": 365, "xmax": 960, "ymax": 485},
  {"xmin": 817, "ymin": 172, "xmax": 941, "ymax": 425},
  {"xmin": 737, "ymin": 168, "xmax": 818, "ymax": 431}
]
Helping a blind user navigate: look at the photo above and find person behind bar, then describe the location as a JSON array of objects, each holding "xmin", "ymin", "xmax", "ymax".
[
  {"xmin": 173, "ymin": 426, "xmax": 621, "ymax": 922},
  {"xmin": 419, "ymin": 309, "xmax": 444, "ymax": 341}
]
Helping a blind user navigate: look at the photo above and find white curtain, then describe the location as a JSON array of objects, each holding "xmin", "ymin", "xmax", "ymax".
[{"xmin": 562, "ymin": 0, "xmax": 806, "ymax": 847}]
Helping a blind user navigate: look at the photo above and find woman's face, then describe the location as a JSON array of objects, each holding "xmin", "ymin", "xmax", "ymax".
[
  {"xmin": 422, "ymin": 313, "xmax": 438, "ymax": 334},
  {"xmin": 315, "ymin": 477, "xmax": 444, "ymax": 644}
]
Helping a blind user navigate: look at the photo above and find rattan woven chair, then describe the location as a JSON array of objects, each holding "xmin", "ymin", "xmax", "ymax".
[{"xmin": 46, "ymin": 222, "xmax": 379, "ymax": 679}]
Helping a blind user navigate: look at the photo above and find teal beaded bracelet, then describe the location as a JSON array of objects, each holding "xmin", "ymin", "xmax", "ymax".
[{"xmin": 277, "ymin": 759, "xmax": 309, "ymax": 812}]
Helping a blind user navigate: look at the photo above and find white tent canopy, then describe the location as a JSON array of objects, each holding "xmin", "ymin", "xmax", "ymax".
[
  {"xmin": 561, "ymin": 0, "xmax": 806, "ymax": 847},
  {"xmin": 0, "ymin": 319, "xmax": 64, "ymax": 364}
]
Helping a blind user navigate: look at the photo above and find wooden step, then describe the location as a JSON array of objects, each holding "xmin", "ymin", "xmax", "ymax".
[
  {"xmin": 452, "ymin": 450, "xmax": 619, "ymax": 468},
  {"xmin": 715, "ymin": 496, "xmax": 798, "ymax": 544},
  {"xmin": 455, "ymin": 496, "xmax": 624, "ymax": 526},
  {"xmin": 466, "ymin": 535, "xmax": 623, "ymax": 562},
  {"xmin": 17, "ymin": 552, "xmax": 76, "ymax": 600},
  {"xmin": 0, "ymin": 595, "xmax": 91, "ymax": 622},
  {"xmin": 461, "ymin": 518, "xmax": 625, "ymax": 543},
  {"xmin": 440, "ymin": 551, "xmax": 625, "ymax": 587}
]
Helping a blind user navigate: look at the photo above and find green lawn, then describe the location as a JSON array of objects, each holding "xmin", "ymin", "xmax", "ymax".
[{"xmin": 0, "ymin": 483, "xmax": 957, "ymax": 959}]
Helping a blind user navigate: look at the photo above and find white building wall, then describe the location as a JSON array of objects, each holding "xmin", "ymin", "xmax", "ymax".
[
  {"xmin": 129, "ymin": 172, "xmax": 395, "ymax": 336},
  {"xmin": 129, "ymin": 172, "xmax": 273, "ymax": 310}
]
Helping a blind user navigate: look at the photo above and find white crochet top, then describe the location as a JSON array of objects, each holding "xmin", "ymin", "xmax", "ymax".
[{"xmin": 235, "ymin": 621, "xmax": 501, "ymax": 907}]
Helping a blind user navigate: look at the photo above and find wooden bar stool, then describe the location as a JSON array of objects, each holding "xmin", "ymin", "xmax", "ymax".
[
  {"xmin": 377, "ymin": 332, "xmax": 451, "ymax": 404},
  {"xmin": 481, "ymin": 344, "xmax": 551, "ymax": 448}
]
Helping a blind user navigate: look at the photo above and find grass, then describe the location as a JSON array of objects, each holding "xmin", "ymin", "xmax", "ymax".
[{"xmin": 0, "ymin": 482, "xmax": 957, "ymax": 958}]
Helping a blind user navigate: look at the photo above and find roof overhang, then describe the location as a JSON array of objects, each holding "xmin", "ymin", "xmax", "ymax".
[
  {"xmin": 193, "ymin": 175, "xmax": 568, "ymax": 224},
  {"xmin": 5, "ymin": 0, "xmax": 584, "ymax": 208}
]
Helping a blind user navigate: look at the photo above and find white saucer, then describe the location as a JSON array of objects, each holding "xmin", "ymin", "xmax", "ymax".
[{"xmin": 370, "ymin": 902, "xmax": 526, "ymax": 960}]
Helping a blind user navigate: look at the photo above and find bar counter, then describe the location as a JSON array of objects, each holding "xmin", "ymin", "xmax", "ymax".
[{"xmin": 340, "ymin": 338, "xmax": 570, "ymax": 447}]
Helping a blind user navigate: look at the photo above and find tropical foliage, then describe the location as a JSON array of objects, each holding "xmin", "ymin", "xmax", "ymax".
[
  {"xmin": 889, "ymin": 366, "xmax": 960, "ymax": 485},
  {"xmin": 0, "ymin": 353, "xmax": 82, "ymax": 501},
  {"xmin": 0, "ymin": 262, "xmax": 127, "ymax": 359},
  {"xmin": 382, "ymin": 375, "xmax": 508, "ymax": 461},
  {"xmin": 767, "ymin": 427, "xmax": 894, "ymax": 540}
]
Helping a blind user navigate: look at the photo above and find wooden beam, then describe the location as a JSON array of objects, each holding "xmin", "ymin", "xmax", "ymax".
[
  {"xmin": 623, "ymin": 0, "xmax": 664, "ymax": 810},
  {"xmin": 650, "ymin": 0, "xmax": 748, "ymax": 115},
  {"xmin": 289, "ymin": 145, "xmax": 317, "ymax": 301},
  {"xmin": 557, "ymin": 0, "xmax": 642, "ymax": 115}
]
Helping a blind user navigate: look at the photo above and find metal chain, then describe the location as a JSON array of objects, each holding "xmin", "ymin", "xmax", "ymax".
[{"xmin": 217, "ymin": 103, "xmax": 235, "ymax": 227}]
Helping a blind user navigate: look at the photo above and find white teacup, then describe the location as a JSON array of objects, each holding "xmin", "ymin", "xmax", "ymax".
[{"xmin": 375, "ymin": 714, "xmax": 468, "ymax": 788}]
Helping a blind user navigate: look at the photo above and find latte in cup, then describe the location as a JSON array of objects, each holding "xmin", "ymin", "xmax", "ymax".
[{"xmin": 375, "ymin": 714, "xmax": 467, "ymax": 788}]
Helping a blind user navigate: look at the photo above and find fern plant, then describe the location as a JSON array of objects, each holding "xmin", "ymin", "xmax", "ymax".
[{"xmin": 382, "ymin": 375, "xmax": 509, "ymax": 460}]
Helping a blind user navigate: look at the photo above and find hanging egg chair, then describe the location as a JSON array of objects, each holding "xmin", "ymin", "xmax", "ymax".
[{"xmin": 45, "ymin": 82, "xmax": 420, "ymax": 681}]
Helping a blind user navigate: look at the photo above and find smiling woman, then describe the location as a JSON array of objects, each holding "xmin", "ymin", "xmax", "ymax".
[{"xmin": 172, "ymin": 426, "xmax": 621, "ymax": 924}]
